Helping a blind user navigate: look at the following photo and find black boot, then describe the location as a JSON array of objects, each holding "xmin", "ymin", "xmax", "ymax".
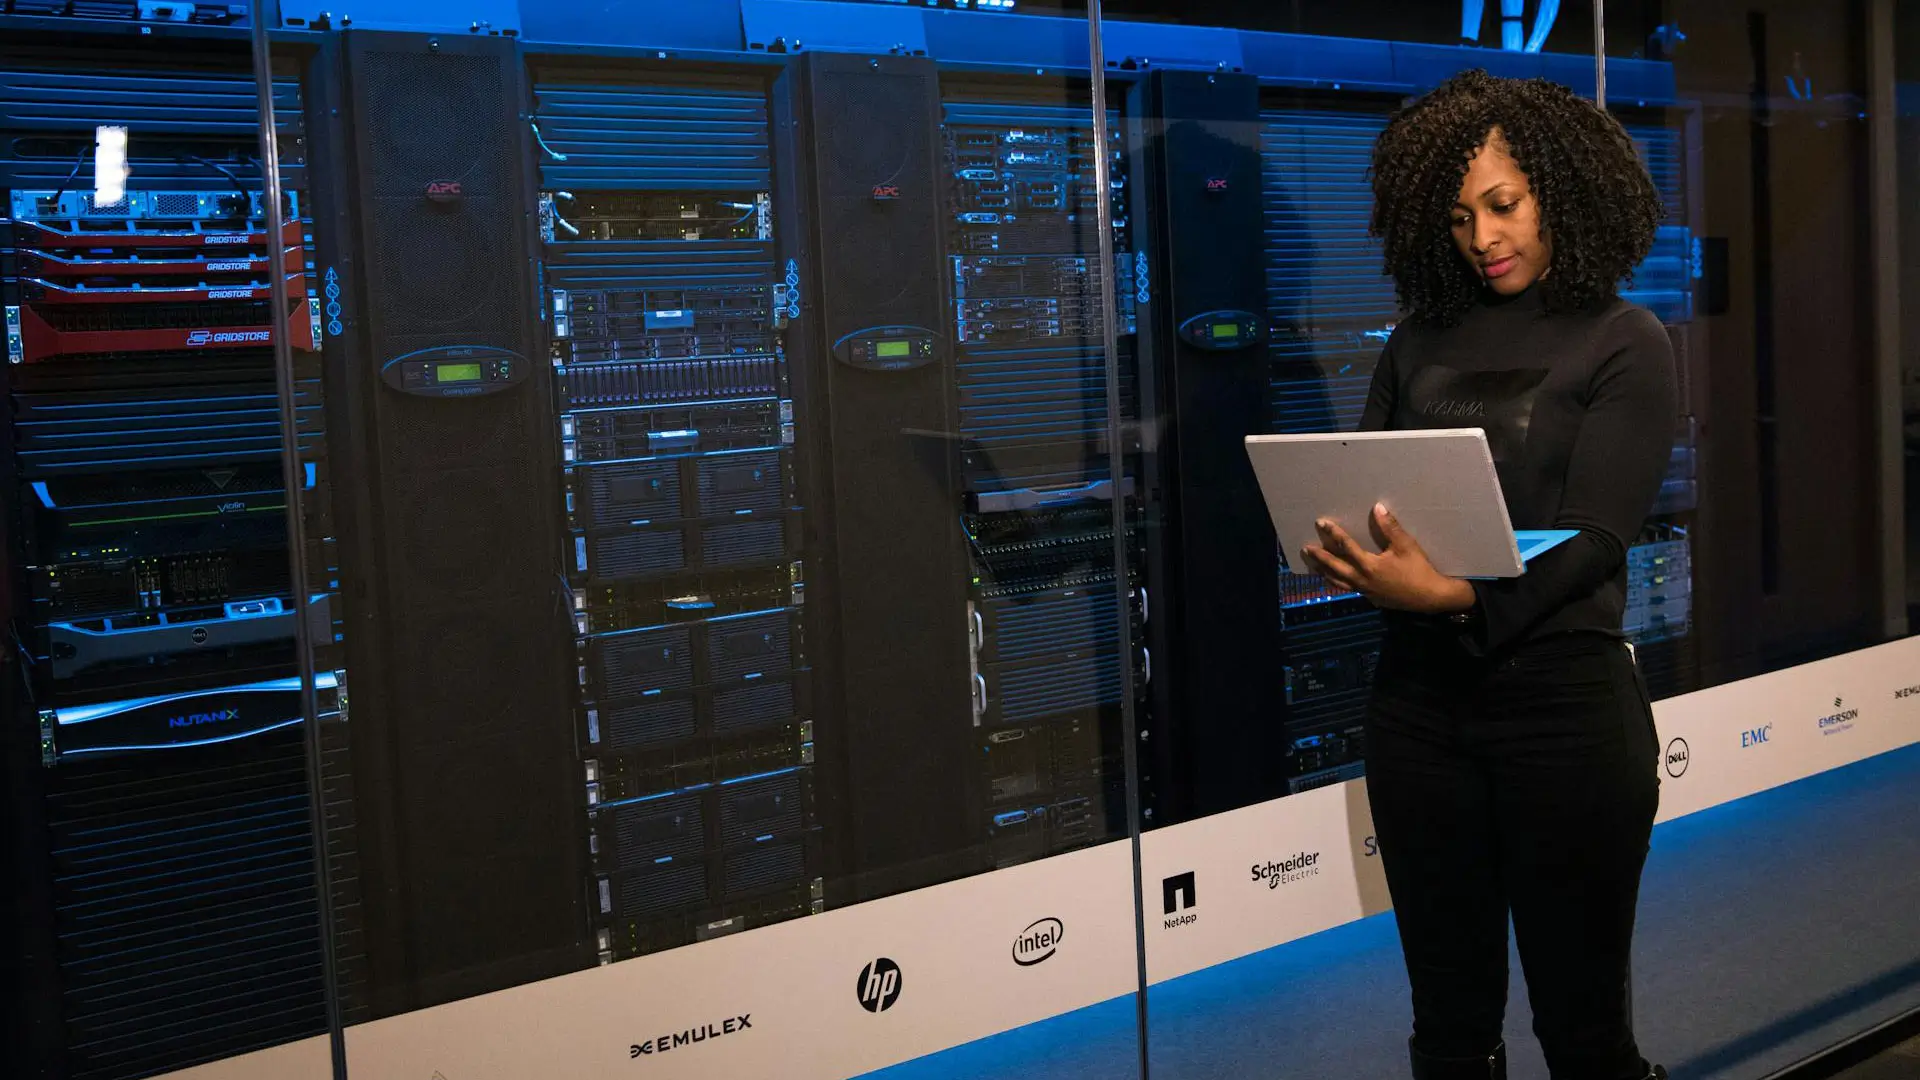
[{"xmin": 1409, "ymin": 1038, "xmax": 1508, "ymax": 1079}]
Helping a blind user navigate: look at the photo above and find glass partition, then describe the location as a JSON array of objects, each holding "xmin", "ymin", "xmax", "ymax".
[
  {"xmin": 0, "ymin": 11, "xmax": 338, "ymax": 1080},
  {"xmin": 259, "ymin": 2, "xmax": 1145, "ymax": 1079},
  {"xmin": 5, "ymin": 2, "xmax": 1917, "ymax": 1079},
  {"xmin": 1599, "ymin": 2, "xmax": 1920, "ymax": 1079}
]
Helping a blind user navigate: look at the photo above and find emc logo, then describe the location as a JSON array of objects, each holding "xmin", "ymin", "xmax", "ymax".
[{"xmin": 1741, "ymin": 723, "xmax": 1773, "ymax": 749}]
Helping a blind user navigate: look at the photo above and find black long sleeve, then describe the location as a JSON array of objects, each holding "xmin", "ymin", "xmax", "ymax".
[{"xmin": 1358, "ymin": 288, "xmax": 1677, "ymax": 653}]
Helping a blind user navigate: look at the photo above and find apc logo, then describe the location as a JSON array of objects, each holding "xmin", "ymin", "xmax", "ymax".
[
  {"xmin": 1664, "ymin": 737, "xmax": 1690, "ymax": 778},
  {"xmin": 1741, "ymin": 723, "xmax": 1774, "ymax": 749},
  {"xmin": 856, "ymin": 958, "xmax": 902, "ymax": 1013},
  {"xmin": 1161, "ymin": 871, "xmax": 1197, "ymax": 929},
  {"xmin": 871, "ymin": 184, "xmax": 901, "ymax": 200},
  {"xmin": 167, "ymin": 708, "xmax": 239, "ymax": 730},
  {"xmin": 1012, "ymin": 918, "xmax": 1063, "ymax": 967},
  {"xmin": 424, "ymin": 179, "xmax": 463, "ymax": 203}
]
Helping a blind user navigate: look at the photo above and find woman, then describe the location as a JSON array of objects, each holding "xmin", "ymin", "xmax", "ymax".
[{"xmin": 1300, "ymin": 71, "xmax": 1674, "ymax": 1080}]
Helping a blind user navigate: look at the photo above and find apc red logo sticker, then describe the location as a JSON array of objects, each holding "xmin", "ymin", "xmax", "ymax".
[
  {"xmin": 871, "ymin": 184, "xmax": 901, "ymax": 200},
  {"xmin": 425, "ymin": 180, "xmax": 464, "ymax": 203}
]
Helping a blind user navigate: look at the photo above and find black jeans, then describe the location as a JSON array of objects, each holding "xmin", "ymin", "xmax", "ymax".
[{"xmin": 1365, "ymin": 630, "xmax": 1661, "ymax": 1080}]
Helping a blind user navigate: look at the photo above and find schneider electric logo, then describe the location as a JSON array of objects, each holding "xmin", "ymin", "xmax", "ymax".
[
  {"xmin": 1816, "ymin": 697, "xmax": 1860, "ymax": 736},
  {"xmin": 1741, "ymin": 723, "xmax": 1773, "ymax": 749},
  {"xmin": 1251, "ymin": 850, "xmax": 1322, "ymax": 890},
  {"xmin": 1161, "ymin": 872, "xmax": 1197, "ymax": 929},
  {"xmin": 628, "ymin": 1014, "xmax": 752, "ymax": 1059}
]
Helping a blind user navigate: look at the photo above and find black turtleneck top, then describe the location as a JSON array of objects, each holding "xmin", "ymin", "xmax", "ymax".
[{"xmin": 1358, "ymin": 286, "xmax": 1677, "ymax": 656}]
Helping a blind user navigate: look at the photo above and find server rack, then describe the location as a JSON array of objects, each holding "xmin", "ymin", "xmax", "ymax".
[
  {"xmin": 0, "ymin": 42, "xmax": 357, "ymax": 1080},
  {"xmin": 531, "ymin": 62, "xmax": 822, "ymax": 961}
]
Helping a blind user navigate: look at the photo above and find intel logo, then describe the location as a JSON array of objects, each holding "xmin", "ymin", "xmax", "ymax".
[{"xmin": 1012, "ymin": 918, "xmax": 1063, "ymax": 967}]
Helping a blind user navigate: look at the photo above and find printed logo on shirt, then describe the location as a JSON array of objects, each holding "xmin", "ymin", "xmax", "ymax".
[{"xmin": 1403, "ymin": 366, "xmax": 1550, "ymax": 467}]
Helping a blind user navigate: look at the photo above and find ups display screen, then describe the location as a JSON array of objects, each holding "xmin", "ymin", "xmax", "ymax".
[
  {"xmin": 875, "ymin": 340, "xmax": 912, "ymax": 359},
  {"xmin": 436, "ymin": 362, "xmax": 483, "ymax": 383},
  {"xmin": 1211, "ymin": 323, "xmax": 1240, "ymax": 339}
]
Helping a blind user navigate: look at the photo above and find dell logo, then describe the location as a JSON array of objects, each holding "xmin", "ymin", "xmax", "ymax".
[
  {"xmin": 1741, "ymin": 724, "xmax": 1773, "ymax": 748},
  {"xmin": 1012, "ymin": 918, "xmax": 1063, "ymax": 967},
  {"xmin": 1664, "ymin": 737, "xmax": 1690, "ymax": 777},
  {"xmin": 856, "ymin": 958, "xmax": 901, "ymax": 1013}
]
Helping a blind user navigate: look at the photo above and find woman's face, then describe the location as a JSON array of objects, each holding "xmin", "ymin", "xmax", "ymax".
[{"xmin": 1450, "ymin": 128, "xmax": 1551, "ymax": 296}]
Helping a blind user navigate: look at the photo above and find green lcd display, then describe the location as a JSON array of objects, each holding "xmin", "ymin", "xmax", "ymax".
[
  {"xmin": 875, "ymin": 340, "xmax": 912, "ymax": 359},
  {"xmin": 1210, "ymin": 323, "xmax": 1240, "ymax": 340},
  {"xmin": 436, "ymin": 362, "xmax": 484, "ymax": 383}
]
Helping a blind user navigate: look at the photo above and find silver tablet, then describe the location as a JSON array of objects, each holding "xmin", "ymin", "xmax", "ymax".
[{"xmin": 1244, "ymin": 429, "xmax": 1571, "ymax": 580}]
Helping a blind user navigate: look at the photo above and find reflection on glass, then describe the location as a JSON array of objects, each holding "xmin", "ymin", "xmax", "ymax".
[
  {"xmin": 0, "ymin": 32, "xmax": 341, "ymax": 1080},
  {"xmin": 257, "ymin": 5, "xmax": 1136, "ymax": 1058}
]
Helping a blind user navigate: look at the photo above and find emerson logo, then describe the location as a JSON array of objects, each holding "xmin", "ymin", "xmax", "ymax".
[
  {"xmin": 1664, "ymin": 737, "xmax": 1690, "ymax": 778},
  {"xmin": 856, "ymin": 958, "xmax": 902, "ymax": 1014},
  {"xmin": 1817, "ymin": 697, "xmax": 1860, "ymax": 736},
  {"xmin": 629, "ymin": 1014, "xmax": 751, "ymax": 1058},
  {"xmin": 1012, "ymin": 918, "xmax": 1063, "ymax": 967},
  {"xmin": 1161, "ymin": 871, "xmax": 1197, "ymax": 929},
  {"xmin": 1251, "ymin": 850, "xmax": 1322, "ymax": 890}
]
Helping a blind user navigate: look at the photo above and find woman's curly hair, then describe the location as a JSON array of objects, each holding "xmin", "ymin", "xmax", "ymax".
[{"xmin": 1369, "ymin": 69, "xmax": 1660, "ymax": 325}]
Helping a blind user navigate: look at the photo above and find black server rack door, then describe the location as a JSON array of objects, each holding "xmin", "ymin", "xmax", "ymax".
[
  {"xmin": 772, "ymin": 53, "xmax": 979, "ymax": 900},
  {"xmin": 1135, "ymin": 71, "xmax": 1287, "ymax": 820},
  {"xmin": 312, "ymin": 30, "xmax": 589, "ymax": 1011}
]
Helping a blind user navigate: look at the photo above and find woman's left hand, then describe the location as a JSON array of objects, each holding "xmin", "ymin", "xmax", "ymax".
[{"xmin": 1298, "ymin": 504, "xmax": 1478, "ymax": 615}]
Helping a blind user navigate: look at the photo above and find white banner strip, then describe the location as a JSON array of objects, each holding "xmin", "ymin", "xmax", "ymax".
[{"xmin": 159, "ymin": 635, "xmax": 1920, "ymax": 1080}]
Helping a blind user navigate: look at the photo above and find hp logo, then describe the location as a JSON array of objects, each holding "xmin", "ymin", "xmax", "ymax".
[{"xmin": 856, "ymin": 958, "xmax": 902, "ymax": 1013}]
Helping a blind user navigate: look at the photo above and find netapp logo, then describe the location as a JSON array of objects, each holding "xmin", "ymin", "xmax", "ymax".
[
  {"xmin": 1664, "ymin": 737, "xmax": 1690, "ymax": 778},
  {"xmin": 628, "ymin": 1014, "xmax": 751, "ymax": 1058},
  {"xmin": 856, "ymin": 958, "xmax": 901, "ymax": 1013},
  {"xmin": 167, "ymin": 708, "xmax": 239, "ymax": 729},
  {"xmin": 1012, "ymin": 918, "xmax": 1063, "ymax": 967},
  {"xmin": 1741, "ymin": 723, "xmax": 1773, "ymax": 749},
  {"xmin": 1161, "ymin": 872, "xmax": 1197, "ymax": 928},
  {"xmin": 185, "ymin": 329, "xmax": 272, "ymax": 346},
  {"xmin": 1817, "ymin": 698, "xmax": 1860, "ymax": 736},
  {"xmin": 1895, "ymin": 685, "xmax": 1920, "ymax": 700},
  {"xmin": 1251, "ymin": 851, "xmax": 1322, "ymax": 890}
]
